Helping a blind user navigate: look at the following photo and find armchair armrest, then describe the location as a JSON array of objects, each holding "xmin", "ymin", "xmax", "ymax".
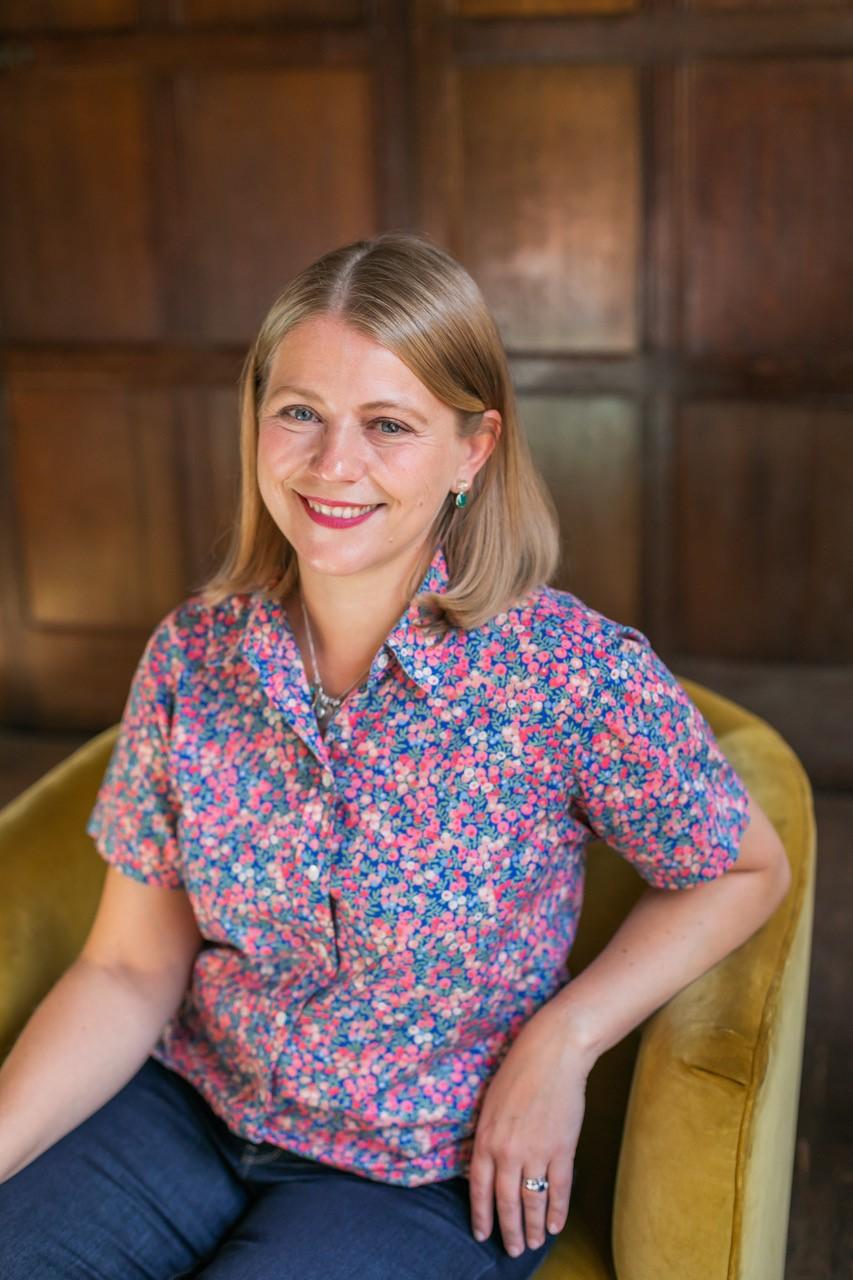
[
  {"xmin": 612, "ymin": 718, "xmax": 816, "ymax": 1280},
  {"xmin": 0, "ymin": 727, "xmax": 118, "ymax": 1062}
]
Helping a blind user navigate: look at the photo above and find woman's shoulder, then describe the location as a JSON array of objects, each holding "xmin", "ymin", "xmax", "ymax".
[
  {"xmin": 143, "ymin": 588, "xmax": 263, "ymax": 672},
  {"xmin": 510, "ymin": 581, "xmax": 649, "ymax": 660}
]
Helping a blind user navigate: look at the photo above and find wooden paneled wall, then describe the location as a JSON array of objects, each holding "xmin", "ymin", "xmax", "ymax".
[{"xmin": 0, "ymin": 1, "xmax": 851, "ymax": 785}]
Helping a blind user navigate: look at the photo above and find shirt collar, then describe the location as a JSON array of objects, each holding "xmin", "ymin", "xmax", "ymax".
[
  {"xmin": 384, "ymin": 542, "xmax": 450, "ymax": 695},
  {"xmin": 241, "ymin": 542, "xmax": 453, "ymax": 701}
]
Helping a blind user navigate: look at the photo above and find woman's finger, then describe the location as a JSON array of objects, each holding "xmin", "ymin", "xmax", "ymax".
[
  {"xmin": 520, "ymin": 1167, "xmax": 551, "ymax": 1250},
  {"xmin": 468, "ymin": 1148, "xmax": 495, "ymax": 1242},
  {"xmin": 539, "ymin": 1148, "xmax": 575, "ymax": 1239},
  {"xmin": 494, "ymin": 1158, "xmax": 527, "ymax": 1257}
]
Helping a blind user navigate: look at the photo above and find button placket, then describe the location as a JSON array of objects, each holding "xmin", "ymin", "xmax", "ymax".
[{"xmin": 303, "ymin": 765, "xmax": 334, "ymax": 886}]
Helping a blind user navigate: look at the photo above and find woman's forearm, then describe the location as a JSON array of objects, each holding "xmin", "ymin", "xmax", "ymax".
[
  {"xmin": 549, "ymin": 854, "xmax": 791, "ymax": 1073},
  {"xmin": 0, "ymin": 956, "xmax": 187, "ymax": 1183}
]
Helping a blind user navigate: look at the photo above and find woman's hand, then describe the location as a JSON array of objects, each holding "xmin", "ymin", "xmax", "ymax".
[{"xmin": 468, "ymin": 1001, "xmax": 591, "ymax": 1257}]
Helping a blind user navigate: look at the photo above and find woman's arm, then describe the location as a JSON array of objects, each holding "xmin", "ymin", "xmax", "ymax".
[
  {"xmin": 0, "ymin": 869, "xmax": 202, "ymax": 1183},
  {"xmin": 0, "ymin": 956, "xmax": 189, "ymax": 1183},
  {"xmin": 547, "ymin": 789, "xmax": 791, "ymax": 1071},
  {"xmin": 467, "ymin": 789, "xmax": 791, "ymax": 1258}
]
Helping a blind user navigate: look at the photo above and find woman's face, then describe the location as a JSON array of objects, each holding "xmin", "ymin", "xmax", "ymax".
[{"xmin": 256, "ymin": 312, "xmax": 498, "ymax": 587}]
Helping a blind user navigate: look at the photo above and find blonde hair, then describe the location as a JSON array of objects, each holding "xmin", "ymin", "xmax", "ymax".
[{"xmin": 196, "ymin": 230, "xmax": 561, "ymax": 636}]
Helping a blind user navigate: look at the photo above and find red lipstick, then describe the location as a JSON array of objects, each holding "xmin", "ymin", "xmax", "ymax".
[{"xmin": 297, "ymin": 493, "xmax": 382, "ymax": 529}]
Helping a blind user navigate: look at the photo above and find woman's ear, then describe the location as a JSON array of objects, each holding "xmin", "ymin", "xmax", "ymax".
[{"xmin": 467, "ymin": 410, "xmax": 502, "ymax": 473}]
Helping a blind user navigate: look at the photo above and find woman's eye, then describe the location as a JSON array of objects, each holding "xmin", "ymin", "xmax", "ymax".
[
  {"xmin": 279, "ymin": 406, "xmax": 315, "ymax": 422},
  {"xmin": 274, "ymin": 407, "xmax": 408, "ymax": 435}
]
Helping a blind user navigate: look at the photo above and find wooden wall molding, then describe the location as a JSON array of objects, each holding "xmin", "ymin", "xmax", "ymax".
[
  {"xmin": 1, "ymin": 0, "xmax": 850, "ymax": 789},
  {"xmin": 454, "ymin": 10, "xmax": 853, "ymax": 62}
]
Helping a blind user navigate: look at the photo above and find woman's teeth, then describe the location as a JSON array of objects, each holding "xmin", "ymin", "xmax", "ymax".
[{"xmin": 305, "ymin": 499, "xmax": 378, "ymax": 518}]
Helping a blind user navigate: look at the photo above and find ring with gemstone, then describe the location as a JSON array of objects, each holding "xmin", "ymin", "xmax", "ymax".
[{"xmin": 522, "ymin": 1176, "xmax": 549, "ymax": 1192}]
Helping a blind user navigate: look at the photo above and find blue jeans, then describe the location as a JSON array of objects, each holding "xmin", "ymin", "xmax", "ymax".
[{"xmin": 0, "ymin": 1056, "xmax": 558, "ymax": 1278}]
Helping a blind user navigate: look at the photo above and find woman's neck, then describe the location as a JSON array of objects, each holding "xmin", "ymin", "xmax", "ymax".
[{"xmin": 285, "ymin": 543, "xmax": 434, "ymax": 695}]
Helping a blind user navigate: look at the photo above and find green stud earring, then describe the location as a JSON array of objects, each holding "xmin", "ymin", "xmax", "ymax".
[{"xmin": 454, "ymin": 482, "xmax": 469, "ymax": 508}]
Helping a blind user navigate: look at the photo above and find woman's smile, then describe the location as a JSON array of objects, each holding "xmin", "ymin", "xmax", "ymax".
[{"xmin": 297, "ymin": 492, "xmax": 385, "ymax": 528}]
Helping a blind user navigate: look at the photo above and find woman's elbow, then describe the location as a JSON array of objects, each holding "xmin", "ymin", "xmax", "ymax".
[
  {"xmin": 768, "ymin": 838, "xmax": 793, "ymax": 907},
  {"xmin": 733, "ymin": 791, "xmax": 793, "ymax": 909},
  {"xmin": 743, "ymin": 833, "xmax": 792, "ymax": 922}
]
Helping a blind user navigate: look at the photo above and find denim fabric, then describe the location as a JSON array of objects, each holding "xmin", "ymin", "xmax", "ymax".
[{"xmin": 0, "ymin": 1057, "xmax": 558, "ymax": 1279}]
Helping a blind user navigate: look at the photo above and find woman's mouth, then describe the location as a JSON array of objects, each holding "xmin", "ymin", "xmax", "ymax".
[{"xmin": 297, "ymin": 493, "xmax": 384, "ymax": 528}]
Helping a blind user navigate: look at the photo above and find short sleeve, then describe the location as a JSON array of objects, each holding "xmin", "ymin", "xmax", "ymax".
[
  {"xmin": 86, "ymin": 612, "xmax": 184, "ymax": 888},
  {"xmin": 567, "ymin": 624, "xmax": 752, "ymax": 890}
]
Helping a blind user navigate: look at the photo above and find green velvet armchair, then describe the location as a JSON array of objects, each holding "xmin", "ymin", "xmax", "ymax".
[{"xmin": 0, "ymin": 678, "xmax": 815, "ymax": 1280}]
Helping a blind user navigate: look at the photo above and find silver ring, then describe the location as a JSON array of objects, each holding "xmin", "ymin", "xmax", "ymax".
[{"xmin": 522, "ymin": 1176, "xmax": 549, "ymax": 1193}]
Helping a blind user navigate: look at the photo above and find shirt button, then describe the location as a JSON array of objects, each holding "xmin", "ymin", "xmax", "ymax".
[
  {"xmin": 274, "ymin": 1011, "xmax": 288, "ymax": 1026},
  {"xmin": 306, "ymin": 864, "xmax": 320, "ymax": 882},
  {"xmin": 376, "ymin": 652, "xmax": 389, "ymax": 669},
  {"xmin": 321, "ymin": 769, "xmax": 334, "ymax": 788}
]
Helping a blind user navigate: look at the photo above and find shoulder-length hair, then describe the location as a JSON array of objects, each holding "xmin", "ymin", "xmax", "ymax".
[{"xmin": 195, "ymin": 230, "xmax": 561, "ymax": 636}]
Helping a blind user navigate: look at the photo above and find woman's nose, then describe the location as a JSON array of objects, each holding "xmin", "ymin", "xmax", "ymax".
[{"xmin": 311, "ymin": 420, "xmax": 367, "ymax": 479}]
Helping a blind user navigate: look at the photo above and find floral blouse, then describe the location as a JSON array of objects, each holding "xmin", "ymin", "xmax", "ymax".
[{"xmin": 86, "ymin": 542, "xmax": 751, "ymax": 1187}]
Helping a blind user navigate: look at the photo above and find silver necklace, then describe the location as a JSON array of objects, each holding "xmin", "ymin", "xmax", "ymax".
[{"xmin": 300, "ymin": 592, "xmax": 372, "ymax": 732}]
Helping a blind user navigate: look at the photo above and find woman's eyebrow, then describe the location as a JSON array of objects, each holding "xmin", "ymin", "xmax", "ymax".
[{"xmin": 266, "ymin": 384, "xmax": 428, "ymax": 425}]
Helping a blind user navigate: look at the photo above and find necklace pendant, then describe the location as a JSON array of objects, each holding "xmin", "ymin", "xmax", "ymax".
[
  {"xmin": 301, "ymin": 593, "xmax": 364, "ymax": 732},
  {"xmin": 312, "ymin": 683, "xmax": 342, "ymax": 727}
]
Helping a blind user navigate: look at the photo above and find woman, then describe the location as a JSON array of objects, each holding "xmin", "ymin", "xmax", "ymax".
[{"xmin": 0, "ymin": 232, "xmax": 790, "ymax": 1278}]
